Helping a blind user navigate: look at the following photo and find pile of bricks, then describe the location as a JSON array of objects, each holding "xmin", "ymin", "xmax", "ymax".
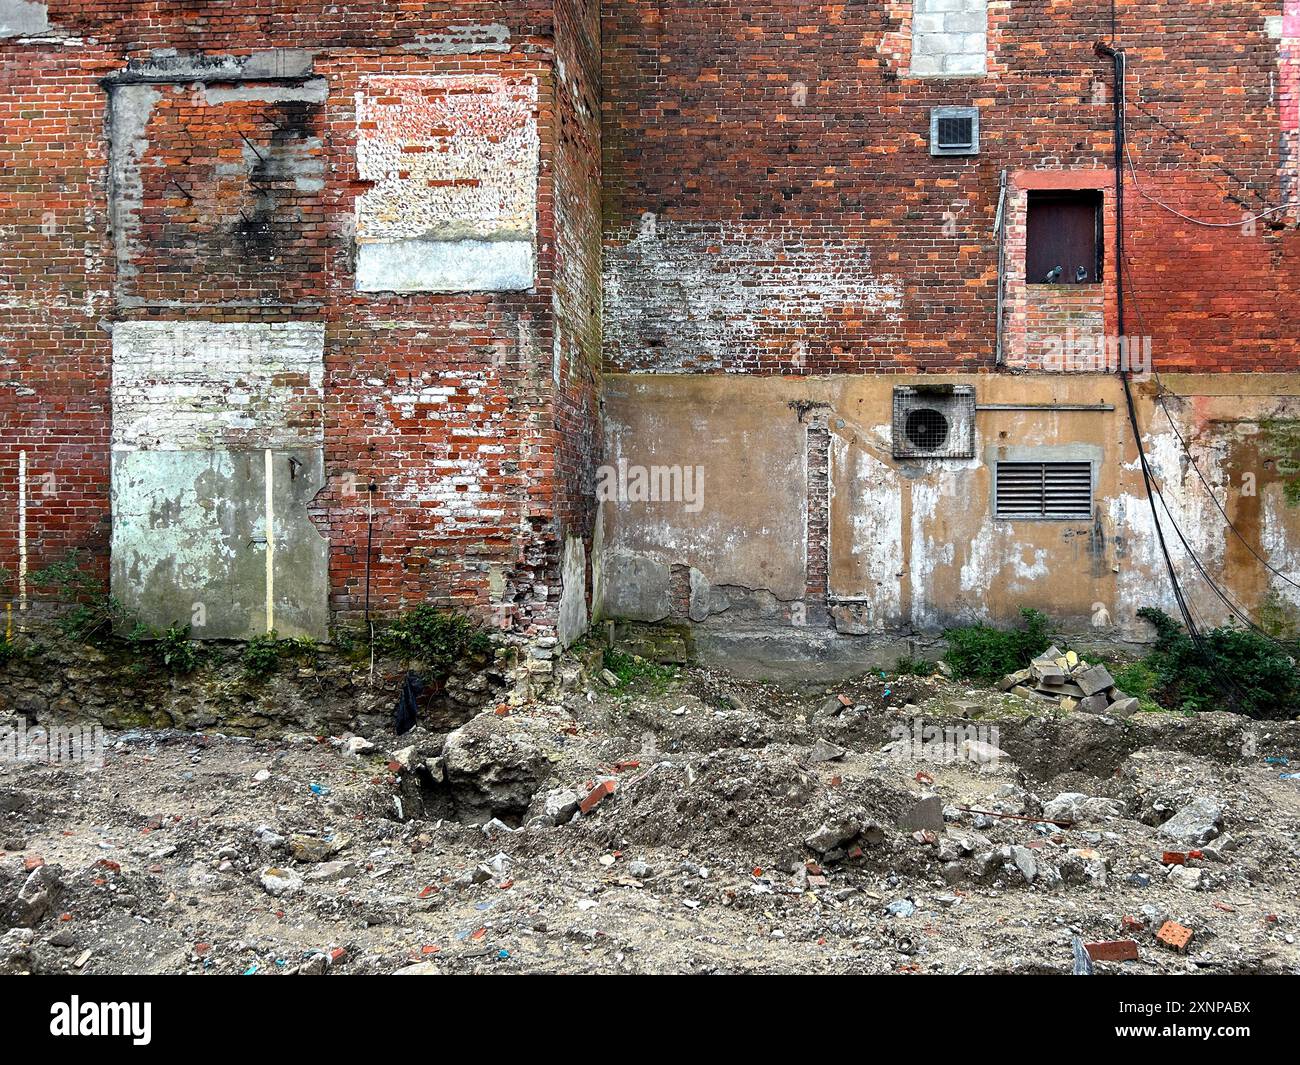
[{"xmin": 1001, "ymin": 647, "xmax": 1139, "ymax": 717}]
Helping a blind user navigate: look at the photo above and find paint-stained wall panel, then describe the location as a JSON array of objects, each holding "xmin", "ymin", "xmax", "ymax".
[
  {"xmin": 111, "ymin": 322, "xmax": 325, "ymax": 452},
  {"xmin": 110, "ymin": 322, "xmax": 328, "ymax": 640}
]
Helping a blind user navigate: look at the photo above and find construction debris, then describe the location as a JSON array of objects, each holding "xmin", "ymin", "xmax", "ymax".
[
  {"xmin": 1, "ymin": 659, "xmax": 1296, "ymax": 975},
  {"xmin": 1003, "ymin": 647, "xmax": 1138, "ymax": 717}
]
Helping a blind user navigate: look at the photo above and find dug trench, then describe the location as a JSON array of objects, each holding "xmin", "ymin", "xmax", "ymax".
[{"xmin": 1, "ymin": 654, "xmax": 1298, "ymax": 975}]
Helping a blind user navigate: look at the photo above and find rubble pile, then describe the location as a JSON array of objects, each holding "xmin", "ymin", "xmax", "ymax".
[
  {"xmin": 1, "ymin": 659, "xmax": 1297, "ymax": 975},
  {"xmin": 1001, "ymin": 645, "xmax": 1139, "ymax": 717}
]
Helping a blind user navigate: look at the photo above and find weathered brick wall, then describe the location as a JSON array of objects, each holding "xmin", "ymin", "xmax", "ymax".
[
  {"xmin": 0, "ymin": 43, "xmax": 118, "ymax": 600},
  {"xmin": 550, "ymin": 0, "xmax": 603, "ymax": 644},
  {"xmin": 602, "ymin": 1, "xmax": 1299, "ymax": 375},
  {"xmin": 0, "ymin": 2, "xmax": 600, "ymax": 639}
]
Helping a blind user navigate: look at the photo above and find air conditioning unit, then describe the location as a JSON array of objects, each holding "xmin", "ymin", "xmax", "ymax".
[
  {"xmin": 892, "ymin": 385, "xmax": 977, "ymax": 459},
  {"xmin": 930, "ymin": 106, "xmax": 979, "ymax": 156}
]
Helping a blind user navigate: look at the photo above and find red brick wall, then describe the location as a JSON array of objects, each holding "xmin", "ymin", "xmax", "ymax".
[
  {"xmin": 0, "ymin": 3, "xmax": 599, "ymax": 637},
  {"xmin": 602, "ymin": 1, "xmax": 1299, "ymax": 375},
  {"xmin": 550, "ymin": 0, "xmax": 603, "ymax": 588},
  {"xmin": 0, "ymin": 46, "xmax": 119, "ymax": 597}
]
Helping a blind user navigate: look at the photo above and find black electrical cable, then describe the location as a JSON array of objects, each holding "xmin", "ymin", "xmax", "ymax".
[
  {"xmin": 1118, "ymin": 250, "xmax": 1300, "ymax": 593},
  {"xmin": 1096, "ymin": 41, "xmax": 1258, "ymax": 713}
]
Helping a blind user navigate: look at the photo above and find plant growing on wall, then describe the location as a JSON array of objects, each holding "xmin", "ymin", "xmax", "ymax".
[
  {"xmin": 371, "ymin": 605, "xmax": 492, "ymax": 677},
  {"xmin": 30, "ymin": 552, "xmax": 134, "ymax": 645}
]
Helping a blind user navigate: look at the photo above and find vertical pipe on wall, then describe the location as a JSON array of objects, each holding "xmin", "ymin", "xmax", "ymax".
[{"xmin": 994, "ymin": 169, "xmax": 1007, "ymax": 366}]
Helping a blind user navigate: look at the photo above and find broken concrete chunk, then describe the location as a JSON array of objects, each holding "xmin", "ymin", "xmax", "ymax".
[
  {"xmin": 1076, "ymin": 694, "xmax": 1110, "ymax": 715},
  {"xmin": 9, "ymin": 864, "xmax": 62, "ymax": 929},
  {"xmin": 899, "ymin": 796, "xmax": 945, "ymax": 835},
  {"xmin": 1167, "ymin": 864, "xmax": 1204, "ymax": 890},
  {"xmin": 808, "ymin": 738, "xmax": 846, "ymax": 763},
  {"xmin": 259, "ymin": 867, "xmax": 303, "ymax": 897},
  {"xmin": 805, "ymin": 816, "xmax": 862, "ymax": 855},
  {"xmin": 1076, "ymin": 665, "xmax": 1116, "ymax": 697},
  {"xmin": 959, "ymin": 738, "xmax": 1009, "ymax": 765},
  {"xmin": 442, "ymin": 709, "xmax": 561, "ymax": 823},
  {"xmin": 1158, "ymin": 798, "xmax": 1223, "ymax": 846},
  {"xmin": 289, "ymin": 835, "xmax": 337, "ymax": 863},
  {"xmin": 1031, "ymin": 662, "xmax": 1066, "ymax": 686},
  {"xmin": 999, "ymin": 669, "xmax": 1031, "ymax": 691},
  {"xmin": 1042, "ymin": 793, "xmax": 1123, "ymax": 825},
  {"xmin": 1107, "ymin": 697, "xmax": 1140, "ymax": 718},
  {"xmin": 540, "ymin": 788, "xmax": 581, "ymax": 825}
]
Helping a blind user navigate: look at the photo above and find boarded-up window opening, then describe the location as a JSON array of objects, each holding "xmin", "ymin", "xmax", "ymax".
[
  {"xmin": 1026, "ymin": 190, "xmax": 1103, "ymax": 284},
  {"xmin": 995, "ymin": 461, "xmax": 1093, "ymax": 519}
]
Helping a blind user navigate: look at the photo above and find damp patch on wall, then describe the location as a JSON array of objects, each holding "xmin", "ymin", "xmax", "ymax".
[{"xmin": 354, "ymin": 74, "xmax": 539, "ymax": 293}]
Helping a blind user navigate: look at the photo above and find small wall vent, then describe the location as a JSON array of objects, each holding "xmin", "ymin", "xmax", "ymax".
[
  {"xmin": 930, "ymin": 106, "xmax": 980, "ymax": 156},
  {"xmin": 892, "ymin": 386, "xmax": 976, "ymax": 459},
  {"xmin": 995, "ymin": 461, "xmax": 1094, "ymax": 520}
]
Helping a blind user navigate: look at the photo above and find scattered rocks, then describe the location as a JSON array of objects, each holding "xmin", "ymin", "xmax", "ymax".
[
  {"xmin": 1157, "ymin": 798, "xmax": 1224, "ymax": 846},
  {"xmin": 259, "ymin": 867, "xmax": 303, "ymax": 898}
]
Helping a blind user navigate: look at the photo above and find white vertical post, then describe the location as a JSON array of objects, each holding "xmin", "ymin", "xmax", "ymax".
[
  {"xmin": 17, "ymin": 450, "xmax": 28, "ymax": 613},
  {"xmin": 264, "ymin": 449, "xmax": 275, "ymax": 634}
]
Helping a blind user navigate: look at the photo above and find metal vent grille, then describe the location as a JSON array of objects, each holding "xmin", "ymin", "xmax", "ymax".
[
  {"xmin": 930, "ymin": 106, "xmax": 980, "ymax": 156},
  {"xmin": 936, "ymin": 116, "xmax": 974, "ymax": 150},
  {"xmin": 995, "ymin": 461, "xmax": 1093, "ymax": 520}
]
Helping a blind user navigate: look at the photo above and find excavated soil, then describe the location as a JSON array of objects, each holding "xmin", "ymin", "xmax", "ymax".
[{"xmin": 2, "ymin": 664, "xmax": 1298, "ymax": 975}]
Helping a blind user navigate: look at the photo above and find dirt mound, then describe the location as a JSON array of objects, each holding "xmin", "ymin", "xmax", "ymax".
[{"xmin": 579, "ymin": 745, "xmax": 916, "ymax": 869}]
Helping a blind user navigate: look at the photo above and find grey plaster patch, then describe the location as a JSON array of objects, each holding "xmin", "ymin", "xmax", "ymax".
[
  {"xmin": 402, "ymin": 24, "xmax": 511, "ymax": 53},
  {"xmin": 599, "ymin": 550, "xmax": 672, "ymax": 623},
  {"xmin": 356, "ymin": 239, "xmax": 534, "ymax": 293},
  {"xmin": 116, "ymin": 49, "xmax": 315, "ymax": 83},
  {"xmin": 107, "ymin": 84, "xmax": 161, "ymax": 292},
  {"xmin": 558, "ymin": 535, "xmax": 589, "ymax": 649},
  {"xmin": 203, "ymin": 79, "xmax": 327, "ymax": 106},
  {"xmin": 0, "ymin": 1, "xmax": 50, "ymax": 38}
]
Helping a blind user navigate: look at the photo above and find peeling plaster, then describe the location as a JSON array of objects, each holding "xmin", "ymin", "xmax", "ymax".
[
  {"xmin": 558, "ymin": 535, "xmax": 588, "ymax": 648},
  {"xmin": 110, "ymin": 322, "xmax": 328, "ymax": 640},
  {"xmin": 600, "ymin": 374, "xmax": 1300, "ymax": 640}
]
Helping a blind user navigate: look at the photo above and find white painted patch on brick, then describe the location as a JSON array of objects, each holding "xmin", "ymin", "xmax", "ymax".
[
  {"xmin": 604, "ymin": 221, "xmax": 904, "ymax": 372},
  {"xmin": 355, "ymin": 74, "xmax": 538, "ymax": 292},
  {"xmin": 111, "ymin": 321, "xmax": 325, "ymax": 451},
  {"xmin": 402, "ymin": 23, "xmax": 511, "ymax": 53}
]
